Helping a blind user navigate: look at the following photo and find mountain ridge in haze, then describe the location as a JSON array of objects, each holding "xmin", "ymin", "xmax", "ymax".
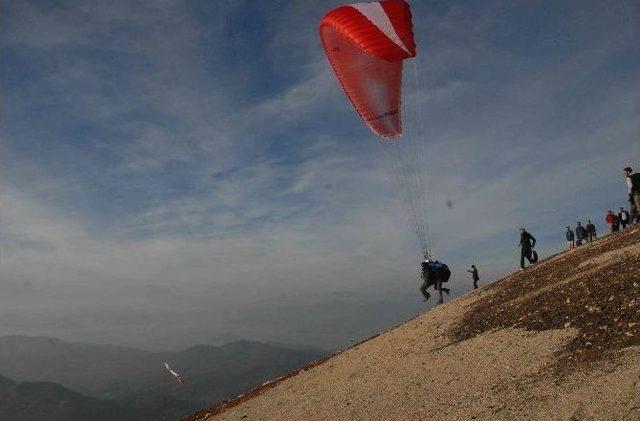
[
  {"xmin": 0, "ymin": 374, "xmax": 142, "ymax": 421},
  {"xmin": 0, "ymin": 336, "xmax": 326, "ymax": 420}
]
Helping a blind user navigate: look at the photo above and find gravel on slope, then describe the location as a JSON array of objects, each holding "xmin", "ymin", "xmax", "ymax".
[{"xmin": 451, "ymin": 226, "xmax": 640, "ymax": 374}]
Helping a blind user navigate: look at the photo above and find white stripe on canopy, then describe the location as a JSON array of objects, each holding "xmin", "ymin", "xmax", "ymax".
[{"xmin": 351, "ymin": 2, "xmax": 411, "ymax": 55}]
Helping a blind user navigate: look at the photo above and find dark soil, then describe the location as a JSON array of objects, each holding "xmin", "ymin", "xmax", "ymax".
[{"xmin": 451, "ymin": 226, "xmax": 640, "ymax": 375}]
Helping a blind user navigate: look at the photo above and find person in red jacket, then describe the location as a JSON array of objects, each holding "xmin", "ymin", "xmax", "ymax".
[{"xmin": 605, "ymin": 210, "xmax": 619, "ymax": 233}]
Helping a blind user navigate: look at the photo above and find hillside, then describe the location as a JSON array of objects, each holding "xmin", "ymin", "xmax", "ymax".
[
  {"xmin": 0, "ymin": 375, "xmax": 142, "ymax": 421},
  {"xmin": 187, "ymin": 226, "xmax": 640, "ymax": 421}
]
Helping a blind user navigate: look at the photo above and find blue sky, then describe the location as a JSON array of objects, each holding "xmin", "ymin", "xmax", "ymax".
[{"xmin": 1, "ymin": 0, "xmax": 639, "ymax": 351}]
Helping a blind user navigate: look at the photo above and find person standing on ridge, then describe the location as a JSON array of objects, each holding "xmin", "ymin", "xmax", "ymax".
[
  {"xmin": 606, "ymin": 210, "xmax": 619, "ymax": 233},
  {"xmin": 631, "ymin": 200, "xmax": 640, "ymax": 225},
  {"xmin": 618, "ymin": 207, "xmax": 630, "ymax": 230},
  {"xmin": 467, "ymin": 265, "xmax": 480, "ymax": 289},
  {"xmin": 565, "ymin": 226, "xmax": 575, "ymax": 250},
  {"xmin": 519, "ymin": 228, "xmax": 537, "ymax": 270},
  {"xmin": 624, "ymin": 167, "xmax": 640, "ymax": 223},
  {"xmin": 586, "ymin": 220, "xmax": 597, "ymax": 242},
  {"xmin": 575, "ymin": 221, "xmax": 587, "ymax": 246},
  {"xmin": 420, "ymin": 258, "xmax": 451, "ymax": 304}
]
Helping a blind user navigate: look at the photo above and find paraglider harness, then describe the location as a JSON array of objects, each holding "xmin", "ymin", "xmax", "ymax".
[{"xmin": 421, "ymin": 260, "xmax": 451, "ymax": 288}]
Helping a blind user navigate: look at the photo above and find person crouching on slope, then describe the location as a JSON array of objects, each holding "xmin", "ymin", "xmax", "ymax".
[
  {"xmin": 519, "ymin": 228, "xmax": 537, "ymax": 270},
  {"xmin": 420, "ymin": 258, "xmax": 451, "ymax": 304},
  {"xmin": 618, "ymin": 207, "xmax": 630, "ymax": 230}
]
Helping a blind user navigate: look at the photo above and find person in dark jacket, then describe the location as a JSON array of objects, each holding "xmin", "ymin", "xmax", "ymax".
[
  {"xmin": 420, "ymin": 258, "xmax": 451, "ymax": 304},
  {"xmin": 467, "ymin": 265, "xmax": 480, "ymax": 289},
  {"xmin": 632, "ymin": 201, "xmax": 640, "ymax": 224},
  {"xmin": 618, "ymin": 207, "xmax": 630, "ymax": 229},
  {"xmin": 624, "ymin": 167, "xmax": 640, "ymax": 223},
  {"xmin": 575, "ymin": 222, "xmax": 587, "ymax": 246},
  {"xmin": 586, "ymin": 220, "xmax": 597, "ymax": 242},
  {"xmin": 519, "ymin": 228, "xmax": 537, "ymax": 270},
  {"xmin": 565, "ymin": 226, "xmax": 575, "ymax": 250}
]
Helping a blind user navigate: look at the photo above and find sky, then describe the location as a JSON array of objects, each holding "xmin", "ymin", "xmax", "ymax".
[{"xmin": 1, "ymin": 0, "xmax": 639, "ymax": 352}]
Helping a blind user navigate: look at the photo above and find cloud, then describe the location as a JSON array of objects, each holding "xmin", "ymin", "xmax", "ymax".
[{"xmin": 1, "ymin": 0, "xmax": 638, "ymax": 350}]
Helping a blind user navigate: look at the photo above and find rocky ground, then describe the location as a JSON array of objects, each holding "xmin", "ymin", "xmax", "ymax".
[{"xmin": 185, "ymin": 227, "xmax": 640, "ymax": 421}]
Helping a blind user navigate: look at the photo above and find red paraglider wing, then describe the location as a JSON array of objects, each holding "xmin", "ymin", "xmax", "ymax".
[{"xmin": 319, "ymin": 0, "xmax": 416, "ymax": 139}]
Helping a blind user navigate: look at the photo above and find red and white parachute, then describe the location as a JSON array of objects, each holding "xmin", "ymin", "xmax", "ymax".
[
  {"xmin": 320, "ymin": 1, "xmax": 432, "ymax": 257},
  {"xmin": 319, "ymin": 0, "xmax": 416, "ymax": 139},
  {"xmin": 163, "ymin": 362, "xmax": 185, "ymax": 384}
]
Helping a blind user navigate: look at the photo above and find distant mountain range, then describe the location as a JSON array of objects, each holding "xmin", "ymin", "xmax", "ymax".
[
  {"xmin": 0, "ymin": 375, "xmax": 142, "ymax": 421},
  {"xmin": 0, "ymin": 335, "xmax": 326, "ymax": 420}
]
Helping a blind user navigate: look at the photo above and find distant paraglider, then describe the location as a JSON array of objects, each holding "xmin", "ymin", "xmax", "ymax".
[{"xmin": 163, "ymin": 362, "xmax": 185, "ymax": 384}]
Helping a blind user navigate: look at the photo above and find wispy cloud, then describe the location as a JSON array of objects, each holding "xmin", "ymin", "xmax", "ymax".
[{"xmin": 1, "ymin": 0, "xmax": 638, "ymax": 350}]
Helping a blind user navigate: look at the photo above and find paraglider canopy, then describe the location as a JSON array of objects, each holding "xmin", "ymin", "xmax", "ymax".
[
  {"xmin": 163, "ymin": 362, "xmax": 185, "ymax": 384},
  {"xmin": 319, "ymin": 0, "xmax": 431, "ymax": 258},
  {"xmin": 319, "ymin": 0, "xmax": 417, "ymax": 139}
]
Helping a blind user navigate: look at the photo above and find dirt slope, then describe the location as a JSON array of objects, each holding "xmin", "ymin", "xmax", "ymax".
[{"xmin": 187, "ymin": 227, "xmax": 640, "ymax": 421}]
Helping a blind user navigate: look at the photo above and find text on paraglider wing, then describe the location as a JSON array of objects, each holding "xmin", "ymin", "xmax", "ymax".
[{"xmin": 367, "ymin": 109, "xmax": 398, "ymax": 122}]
